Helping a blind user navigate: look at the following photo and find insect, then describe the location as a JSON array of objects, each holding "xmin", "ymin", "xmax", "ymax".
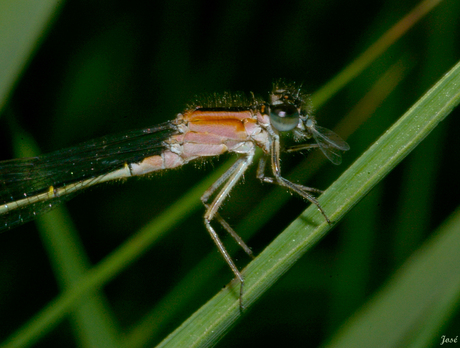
[{"xmin": 0, "ymin": 80, "xmax": 349, "ymax": 309}]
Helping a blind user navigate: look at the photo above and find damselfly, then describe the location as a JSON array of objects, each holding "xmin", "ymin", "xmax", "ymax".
[{"xmin": 0, "ymin": 80, "xmax": 349, "ymax": 309}]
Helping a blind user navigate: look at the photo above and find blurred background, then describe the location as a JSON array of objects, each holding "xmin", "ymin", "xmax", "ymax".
[{"xmin": 1, "ymin": 0, "xmax": 460, "ymax": 347}]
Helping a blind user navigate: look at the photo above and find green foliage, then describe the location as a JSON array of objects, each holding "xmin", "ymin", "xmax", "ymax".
[{"xmin": 1, "ymin": 0, "xmax": 459, "ymax": 347}]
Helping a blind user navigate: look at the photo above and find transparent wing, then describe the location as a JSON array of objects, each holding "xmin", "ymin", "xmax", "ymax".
[
  {"xmin": 0, "ymin": 121, "xmax": 178, "ymax": 232},
  {"xmin": 310, "ymin": 125, "xmax": 350, "ymax": 165}
]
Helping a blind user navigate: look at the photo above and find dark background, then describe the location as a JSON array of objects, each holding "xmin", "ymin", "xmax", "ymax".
[{"xmin": 1, "ymin": 0, "xmax": 460, "ymax": 347}]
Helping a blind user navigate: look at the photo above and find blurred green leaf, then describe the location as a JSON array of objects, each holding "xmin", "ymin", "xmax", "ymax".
[
  {"xmin": 1, "ymin": 0, "xmax": 457, "ymax": 347},
  {"xmin": 156, "ymin": 59, "xmax": 460, "ymax": 347},
  {"xmin": 0, "ymin": 1, "xmax": 62, "ymax": 112},
  {"xmin": 324, "ymin": 207, "xmax": 460, "ymax": 348}
]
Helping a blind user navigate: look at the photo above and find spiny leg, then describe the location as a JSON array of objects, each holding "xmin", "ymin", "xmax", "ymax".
[
  {"xmin": 202, "ymin": 157, "xmax": 254, "ymax": 258},
  {"xmin": 285, "ymin": 143, "xmax": 320, "ymax": 153},
  {"xmin": 257, "ymin": 154, "xmax": 324, "ymax": 195},
  {"xmin": 261, "ymin": 130, "xmax": 331, "ymax": 224},
  {"xmin": 201, "ymin": 153, "xmax": 255, "ymax": 310},
  {"xmin": 213, "ymin": 212, "xmax": 254, "ymax": 258}
]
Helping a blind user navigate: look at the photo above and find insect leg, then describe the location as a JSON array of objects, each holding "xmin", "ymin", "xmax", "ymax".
[
  {"xmin": 261, "ymin": 130, "xmax": 331, "ymax": 224},
  {"xmin": 201, "ymin": 152, "xmax": 255, "ymax": 309}
]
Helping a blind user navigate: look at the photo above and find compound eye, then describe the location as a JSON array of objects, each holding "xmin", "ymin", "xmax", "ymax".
[{"xmin": 269, "ymin": 104, "xmax": 300, "ymax": 131}]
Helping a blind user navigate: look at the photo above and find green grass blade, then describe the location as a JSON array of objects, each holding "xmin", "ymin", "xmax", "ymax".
[
  {"xmin": 156, "ymin": 60, "xmax": 460, "ymax": 348},
  {"xmin": 0, "ymin": 1, "xmax": 449, "ymax": 346},
  {"xmin": 324, "ymin": 207, "xmax": 460, "ymax": 348},
  {"xmin": 37, "ymin": 208, "xmax": 123, "ymax": 348},
  {"xmin": 0, "ymin": 22, "xmax": 428, "ymax": 348},
  {"xmin": 0, "ymin": 1, "xmax": 62, "ymax": 112},
  {"xmin": 311, "ymin": 0, "xmax": 443, "ymax": 107},
  {"xmin": 8, "ymin": 124, "xmax": 121, "ymax": 348},
  {"xmin": 124, "ymin": 57, "xmax": 413, "ymax": 348},
  {"xmin": 0, "ymin": 161, "xmax": 231, "ymax": 348}
]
